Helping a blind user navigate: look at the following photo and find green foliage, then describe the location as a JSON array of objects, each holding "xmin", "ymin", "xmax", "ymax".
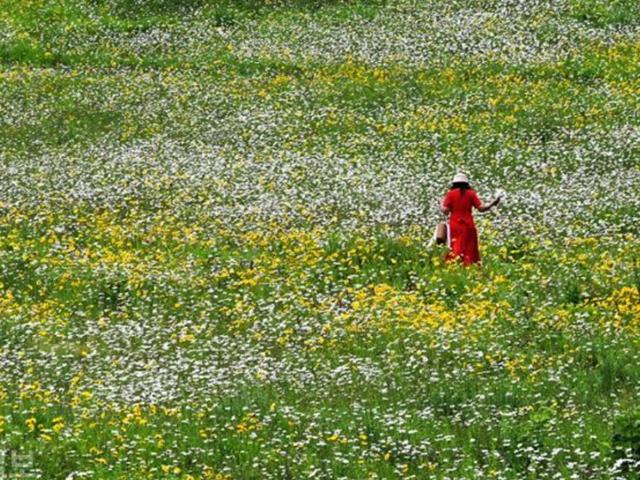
[
  {"xmin": 570, "ymin": 0, "xmax": 640, "ymax": 27},
  {"xmin": 613, "ymin": 408, "xmax": 640, "ymax": 475}
]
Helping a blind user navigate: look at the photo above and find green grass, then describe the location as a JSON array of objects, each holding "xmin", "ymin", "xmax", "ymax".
[{"xmin": 1, "ymin": 0, "xmax": 640, "ymax": 478}]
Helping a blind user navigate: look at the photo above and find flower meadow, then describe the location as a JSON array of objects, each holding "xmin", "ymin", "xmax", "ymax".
[{"xmin": 1, "ymin": 0, "xmax": 640, "ymax": 478}]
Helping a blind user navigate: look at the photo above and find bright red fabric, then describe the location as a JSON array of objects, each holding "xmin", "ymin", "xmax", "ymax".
[{"xmin": 441, "ymin": 188, "xmax": 481, "ymax": 266}]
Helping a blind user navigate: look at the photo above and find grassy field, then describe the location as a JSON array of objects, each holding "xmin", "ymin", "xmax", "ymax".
[{"xmin": 1, "ymin": 0, "xmax": 640, "ymax": 478}]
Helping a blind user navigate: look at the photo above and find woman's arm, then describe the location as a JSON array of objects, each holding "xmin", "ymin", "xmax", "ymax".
[
  {"xmin": 440, "ymin": 195, "xmax": 450, "ymax": 215},
  {"xmin": 477, "ymin": 196, "xmax": 501, "ymax": 212}
]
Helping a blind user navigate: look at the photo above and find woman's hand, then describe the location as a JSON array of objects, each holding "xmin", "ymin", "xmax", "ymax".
[{"xmin": 478, "ymin": 196, "xmax": 501, "ymax": 212}]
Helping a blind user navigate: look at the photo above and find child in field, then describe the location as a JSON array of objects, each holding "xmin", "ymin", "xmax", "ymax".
[{"xmin": 440, "ymin": 172, "xmax": 500, "ymax": 266}]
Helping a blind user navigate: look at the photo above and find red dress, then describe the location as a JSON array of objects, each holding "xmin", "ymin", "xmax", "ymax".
[{"xmin": 441, "ymin": 188, "xmax": 481, "ymax": 266}]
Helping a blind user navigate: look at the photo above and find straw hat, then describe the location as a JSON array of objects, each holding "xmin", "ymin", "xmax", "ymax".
[{"xmin": 452, "ymin": 172, "xmax": 469, "ymax": 184}]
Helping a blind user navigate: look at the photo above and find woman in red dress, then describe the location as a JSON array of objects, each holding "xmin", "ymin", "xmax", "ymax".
[{"xmin": 440, "ymin": 172, "xmax": 500, "ymax": 266}]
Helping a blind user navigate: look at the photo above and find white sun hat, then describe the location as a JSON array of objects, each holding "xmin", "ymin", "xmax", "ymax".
[{"xmin": 452, "ymin": 172, "xmax": 469, "ymax": 184}]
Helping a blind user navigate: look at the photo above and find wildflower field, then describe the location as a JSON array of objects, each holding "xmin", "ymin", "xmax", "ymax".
[{"xmin": 1, "ymin": 0, "xmax": 640, "ymax": 478}]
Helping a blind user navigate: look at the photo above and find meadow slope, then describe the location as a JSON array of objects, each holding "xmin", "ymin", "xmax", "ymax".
[{"xmin": 0, "ymin": 0, "xmax": 640, "ymax": 478}]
